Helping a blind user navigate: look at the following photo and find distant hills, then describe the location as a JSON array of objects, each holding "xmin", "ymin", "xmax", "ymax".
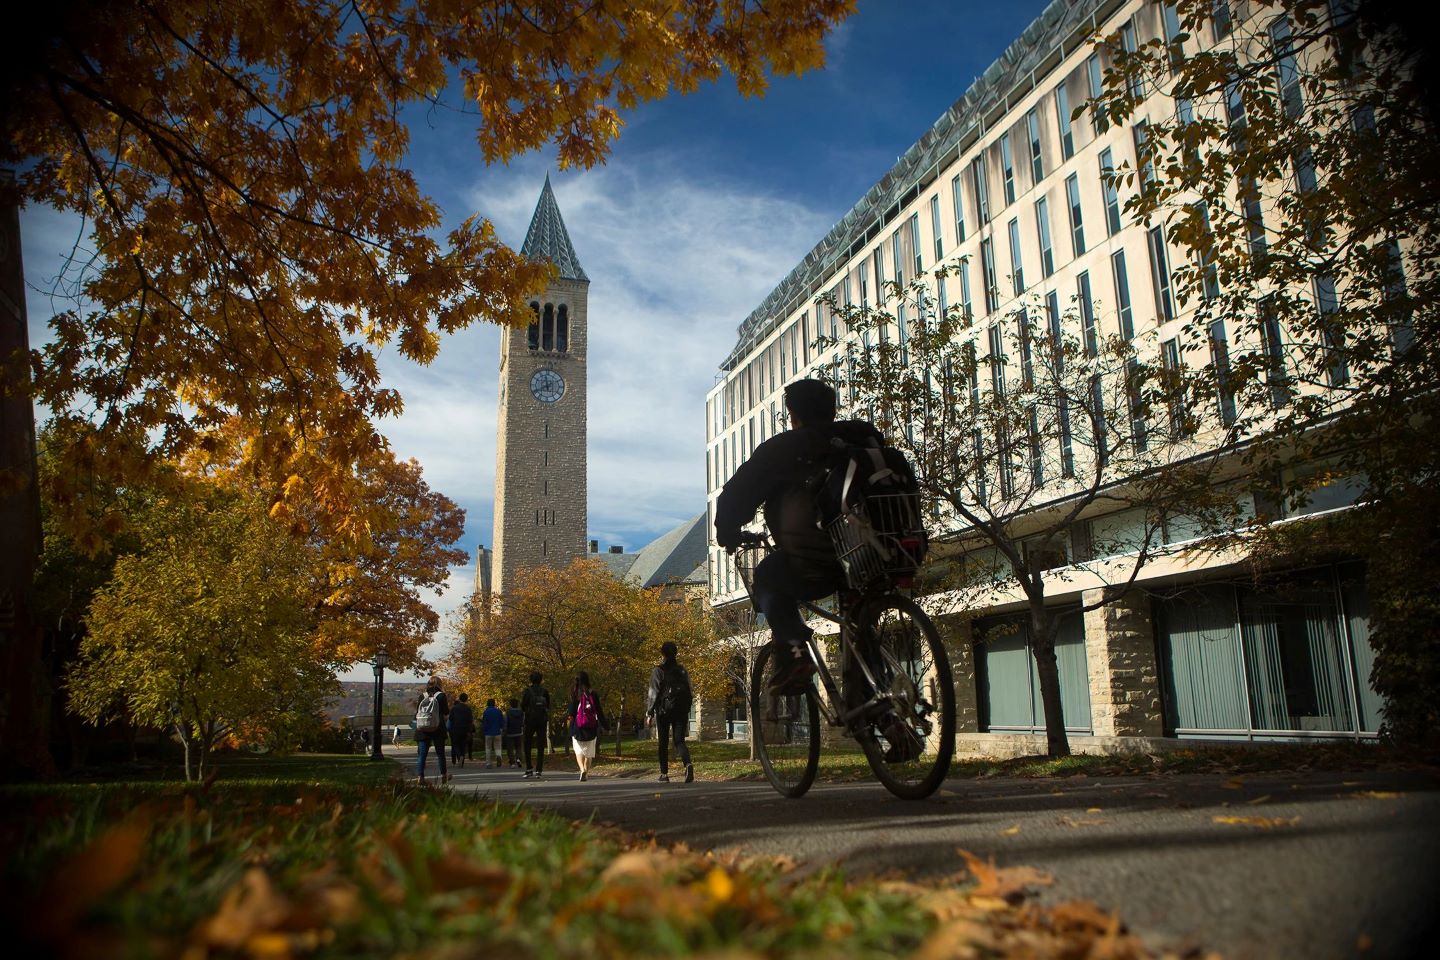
[{"xmin": 326, "ymin": 681, "xmax": 427, "ymax": 725}]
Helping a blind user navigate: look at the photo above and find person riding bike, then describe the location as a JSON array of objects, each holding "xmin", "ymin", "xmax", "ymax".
[{"xmin": 714, "ymin": 378, "xmax": 883, "ymax": 694}]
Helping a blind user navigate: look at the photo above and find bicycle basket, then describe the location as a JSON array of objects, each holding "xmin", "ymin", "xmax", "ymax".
[
  {"xmin": 732, "ymin": 540, "xmax": 767, "ymax": 598},
  {"xmin": 824, "ymin": 494, "xmax": 928, "ymax": 591}
]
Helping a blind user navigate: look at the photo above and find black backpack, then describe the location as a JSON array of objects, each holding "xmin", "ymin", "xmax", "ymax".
[
  {"xmin": 524, "ymin": 685, "xmax": 550, "ymax": 723},
  {"xmin": 657, "ymin": 663, "xmax": 691, "ymax": 720},
  {"xmin": 810, "ymin": 436, "xmax": 928, "ymax": 587}
]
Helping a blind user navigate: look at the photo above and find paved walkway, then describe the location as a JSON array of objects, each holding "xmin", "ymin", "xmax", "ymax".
[{"xmin": 389, "ymin": 746, "xmax": 1440, "ymax": 959}]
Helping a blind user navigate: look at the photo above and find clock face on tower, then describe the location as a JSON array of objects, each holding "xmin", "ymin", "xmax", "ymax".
[{"xmin": 530, "ymin": 368, "xmax": 565, "ymax": 403}]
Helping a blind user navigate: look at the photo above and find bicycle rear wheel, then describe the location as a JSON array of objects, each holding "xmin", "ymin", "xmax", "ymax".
[
  {"xmin": 852, "ymin": 596, "xmax": 955, "ymax": 800},
  {"xmin": 750, "ymin": 641, "xmax": 821, "ymax": 799}
]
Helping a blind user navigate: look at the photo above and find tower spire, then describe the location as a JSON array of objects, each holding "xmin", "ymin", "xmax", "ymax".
[{"xmin": 520, "ymin": 174, "xmax": 588, "ymax": 281}]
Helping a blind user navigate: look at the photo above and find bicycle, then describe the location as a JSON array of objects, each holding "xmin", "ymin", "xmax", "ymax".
[{"xmin": 730, "ymin": 494, "xmax": 956, "ymax": 800}]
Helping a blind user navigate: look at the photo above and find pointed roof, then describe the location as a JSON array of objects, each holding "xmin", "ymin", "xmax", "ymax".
[
  {"xmin": 624, "ymin": 514, "xmax": 708, "ymax": 589},
  {"xmin": 520, "ymin": 175, "xmax": 588, "ymax": 281}
]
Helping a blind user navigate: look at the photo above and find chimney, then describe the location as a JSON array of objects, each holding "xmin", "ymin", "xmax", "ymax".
[
  {"xmin": 609, "ymin": 545, "xmax": 624, "ymax": 554},
  {"xmin": 589, "ymin": 539, "xmax": 598, "ymax": 553}
]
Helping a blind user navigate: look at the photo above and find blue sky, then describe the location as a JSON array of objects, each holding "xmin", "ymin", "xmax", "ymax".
[{"xmin": 20, "ymin": 0, "xmax": 1052, "ymax": 680}]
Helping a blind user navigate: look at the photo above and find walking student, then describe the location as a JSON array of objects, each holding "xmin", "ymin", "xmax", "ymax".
[
  {"xmin": 414, "ymin": 677, "xmax": 451, "ymax": 785},
  {"xmin": 521, "ymin": 672, "xmax": 552, "ymax": 779},
  {"xmin": 568, "ymin": 672, "xmax": 607, "ymax": 781},
  {"xmin": 504, "ymin": 698, "xmax": 524, "ymax": 767},
  {"xmin": 481, "ymin": 697, "xmax": 506, "ymax": 767},
  {"xmin": 448, "ymin": 692, "xmax": 475, "ymax": 767},
  {"xmin": 646, "ymin": 641, "xmax": 695, "ymax": 783}
]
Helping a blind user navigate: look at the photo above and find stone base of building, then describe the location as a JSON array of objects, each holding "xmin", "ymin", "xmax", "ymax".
[{"xmin": 953, "ymin": 732, "xmax": 1378, "ymax": 760}]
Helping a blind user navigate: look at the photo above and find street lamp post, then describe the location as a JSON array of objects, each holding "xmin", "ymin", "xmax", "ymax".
[{"xmin": 370, "ymin": 651, "xmax": 390, "ymax": 761}]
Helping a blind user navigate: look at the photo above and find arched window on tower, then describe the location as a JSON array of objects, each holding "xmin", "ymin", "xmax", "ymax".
[
  {"xmin": 556, "ymin": 304, "xmax": 569, "ymax": 352},
  {"xmin": 542, "ymin": 303, "xmax": 555, "ymax": 351},
  {"xmin": 527, "ymin": 302, "xmax": 540, "ymax": 350}
]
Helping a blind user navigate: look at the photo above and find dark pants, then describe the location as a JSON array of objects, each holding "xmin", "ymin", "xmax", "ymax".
[
  {"xmin": 524, "ymin": 723, "xmax": 547, "ymax": 773},
  {"xmin": 505, "ymin": 733, "xmax": 522, "ymax": 764},
  {"xmin": 657, "ymin": 715, "xmax": 691, "ymax": 775},
  {"xmin": 751, "ymin": 551, "xmax": 839, "ymax": 663},
  {"xmin": 450, "ymin": 732, "xmax": 470, "ymax": 764}
]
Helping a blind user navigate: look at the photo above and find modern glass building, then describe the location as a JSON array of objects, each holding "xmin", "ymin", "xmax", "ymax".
[{"xmin": 704, "ymin": 0, "xmax": 1382, "ymax": 750}]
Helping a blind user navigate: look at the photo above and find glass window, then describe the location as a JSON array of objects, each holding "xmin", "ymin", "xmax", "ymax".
[
  {"xmin": 1047, "ymin": 290, "xmax": 1074, "ymax": 477},
  {"xmin": 1119, "ymin": 19, "xmax": 1141, "ymax": 100},
  {"xmin": 910, "ymin": 212, "xmax": 923, "ymax": 276},
  {"xmin": 1269, "ymin": 15, "xmax": 1303, "ymax": 117},
  {"xmin": 980, "ymin": 238, "xmax": 999, "ymax": 314},
  {"xmin": 1195, "ymin": 202, "xmax": 1220, "ymax": 300},
  {"xmin": 971, "ymin": 155, "xmax": 991, "ymax": 223},
  {"xmin": 1086, "ymin": 53, "xmax": 1107, "ymax": 135},
  {"xmin": 1243, "ymin": 178, "xmax": 1267, "ymax": 268},
  {"xmin": 1077, "ymin": 271, "xmax": 1096, "ymax": 357},
  {"xmin": 958, "ymin": 261, "xmax": 974, "ymax": 319},
  {"xmin": 951, "ymin": 174, "xmax": 967, "ymax": 242},
  {"xmin": 1035, "ymin": 196, "xmax": 1055, "ymax": 278},
  {"xmin": 1161, "ymin": 337, "xmax": 1184, "ymax": 434},
  {"xmin": 542, "ymin": 303, "xmax": 555, "ymax": 350},
  {"xmin": 1055, "ymin": 83, "xmax": 1075, "ymax": 160},
  {"xmin": 1065, "ymin": 173, "xmax": 1085, "ymax": 256},
  {"xmin": 1026, "ymin": 108, "xmax": 1044, "ymax": 183},
  {"xmin": 873, "ymin": 246, "xmax": 885, "ymax": 304},
  {"xmin": 1147, "ymin": 225, "xmax": 1175, "ymax": 322},
  {"xmin": 1209, "ymin": 319, "xmax": 1237, "ymax": 427},
  {"xmin": 1008, "ymin": 218, "xmax": 1025, "ymax": 295},
  {"xmin": 1212, "ymin": 0, "xmax": 1233, "ymax": 41},
  {"xmin": 1162, "ymin": 3, "xmax": 1184, "ymax": 73},
  {"xmin": 1133, "ymin": 120, "xmax": 1155, "ymax": 189},
  {"xmin": 1315, "ymin": 275, "xmax": 1348, "ymax": 387},
  {"xmin": 892, "ymin": 230, "xmax": 904, "ymax": 287},
  {"xmin": 1100, "ymin": 148, "xmax": 1122, "ymax": 236},
  {"xmin": 1260, "ymin": 297, "xmax": 1290, "ymax": 407},
  {"xmin": 1000, "ymin": 133, "xmax": 1016, "ymax": 205},
  {"xmin": 1111, "ymin": 249, "xmax": 1134, "ymax": 339},
  {"xmin": 930, "ymin": 195, "xmax": 944, "ymax": 262}
]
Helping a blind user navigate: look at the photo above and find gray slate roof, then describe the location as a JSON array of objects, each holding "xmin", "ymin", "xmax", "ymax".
[
  {"xmin": 596, "ymin": 551, "xmax": 639, "ymax": 579},
  {"xmin": 521, "ymin": 174, "xmax": 588, "ymax": 281},
  {"xmin": 624, "ymin": 514, "xmax": 708, "ymax": 589}
]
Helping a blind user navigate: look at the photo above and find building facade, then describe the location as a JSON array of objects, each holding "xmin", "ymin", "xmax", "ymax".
[
  {"xmin": 705, "ymin": 0, "xmax": 1382, "ymax": 752},
  {"xmin": 493, "ymin": 177, "xmax": 590, "ymax": 596}
]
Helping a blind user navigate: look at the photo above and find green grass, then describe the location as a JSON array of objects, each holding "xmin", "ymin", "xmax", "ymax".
[
  {"xmin": 576, "ymin": 734, "xmax": 1415, "ymax": 786},
  {"xmin": 0, "ymin": 772, "xmax": 935, "ymax": 959}
]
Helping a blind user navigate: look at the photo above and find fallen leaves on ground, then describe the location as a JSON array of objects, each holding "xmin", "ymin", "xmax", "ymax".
[
  {"xmin": 1352, "ymin": 790, "xmax": 1404, "ymax": 799},
  {"xmin": 1213, "ymin": 814, "xmax": 1301, "ymax": 828}
]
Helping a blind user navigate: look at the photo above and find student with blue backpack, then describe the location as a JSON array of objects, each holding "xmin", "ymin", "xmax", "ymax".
[{"xmin": 567, "ymin": 671, "xmax": 607, "ymax": 781}]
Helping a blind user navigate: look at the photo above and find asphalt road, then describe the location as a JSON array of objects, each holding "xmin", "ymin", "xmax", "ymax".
[{"xmin": 426, "ymin": 751, "xmax": 1439, "ymax": 959}]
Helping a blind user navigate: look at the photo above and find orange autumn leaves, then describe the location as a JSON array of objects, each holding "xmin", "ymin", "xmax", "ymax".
[{"xmin": 7, "ymin": 0, "xmax": 854, "ymax": 552}]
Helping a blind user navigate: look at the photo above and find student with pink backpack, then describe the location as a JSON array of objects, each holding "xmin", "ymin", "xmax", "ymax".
[{"xmin": 567, "ymin": 671, "xmax": 608, "ymax": 781}]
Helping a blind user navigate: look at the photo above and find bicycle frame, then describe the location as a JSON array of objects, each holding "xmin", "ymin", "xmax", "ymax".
[{"xmin": 734, "ymin": 541, "xmax": 903, "ymax": 734}]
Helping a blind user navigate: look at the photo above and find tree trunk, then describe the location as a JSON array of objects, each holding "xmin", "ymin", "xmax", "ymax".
[
  {"xmin": 1029, "ymin": 610, "xmax": 1071, "ymax": 758},
  {"xmin": 0, "ymin": 180, "xmax": 52, "ymax": 782},
  {"xmin": 179, "ymin": 724, "xmax": 194, "ymax": 782},
  {"xmin": 615, "ymin": 692, "xmax": 624, "ymax": 756}
]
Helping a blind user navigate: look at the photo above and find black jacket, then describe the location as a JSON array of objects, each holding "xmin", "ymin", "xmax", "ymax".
[
  {"xmin": 715, "ymin": 419, "xmax": 885, "ymax": 568},
  {"xmin": 568, "ymin": 689, "xmax": 607, "ymax": 741}
]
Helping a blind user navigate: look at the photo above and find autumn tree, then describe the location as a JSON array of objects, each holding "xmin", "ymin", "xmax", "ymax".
[
  {"xmin": 447, "ymin": 559, "xmax": 728, "ymax": 734},
  {"xmin": 825, "ymin": 277, "xmax": 1235, "ymax": 756},
  {"xmin": 1091, "ymin": 0, "xmax": 1439, "ymax": 740},
  {"xmin": 67, "ymin": 480, "xmax": 337, "ymax": 781},
  {"xmin": 0, "ymin": 0, "xmax": 854, "ymax": 775}
]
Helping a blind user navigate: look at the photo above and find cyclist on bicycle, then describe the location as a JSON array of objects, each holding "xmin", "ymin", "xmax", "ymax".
[{"xmin": 714, "ymin": 378, "xmax": 883, "ymax": 694}]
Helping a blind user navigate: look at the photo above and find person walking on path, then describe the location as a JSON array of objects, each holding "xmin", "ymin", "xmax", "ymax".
[
  {"xmin": 521, "ymin": 672, "xmax": 552, "ymax": 779},
  {"xmin": 568, "ymin": 672, "xmax": 608, "ymax": 782},
  {"xmin": 391, "ymin": 724, "xmax": 402, "ymax": 746},
  {"xmin": 646, "ymin": 641, "xmax": 695, "ymax": 783},
  {"xmin": 414, "ymin": 677, "xmax": 451, "ymax": 785},
  {"xmin": 448, "ymin": 693, "xmax": 475, "ymax": 767},
  {"xmin": 480, "ymin": 698, "xmax": 506, "ymax": 767},
  {"xmin": 504, "ymin": 698, "xmax": 524, "ymax": 767}
]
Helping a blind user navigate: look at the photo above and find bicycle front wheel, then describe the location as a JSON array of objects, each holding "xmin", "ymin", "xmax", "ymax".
[
  {"xmin": 853, "ymin": 596, "xmax": 955, "ymax": 800},
  {"xmin": 750, "ymin": 641, "xmax": 821, "ymax": 799}
]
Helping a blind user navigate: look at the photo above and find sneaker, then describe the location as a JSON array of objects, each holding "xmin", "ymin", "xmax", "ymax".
[
  {"xmin": 523, "ymin": 770, "xmax": 533, "ymax": 778},
  {"xmin": 658, "ymin": 773, "xmax": 670, "ymax": 782},
  {"xmin": 767, "ymin": 658, "xmax": 817, "ymax": 695},
  {"xmin": 580, "ymin": 771, "xmax": 588, "ymax": 782},
  {"xmin": 684, "ymin": 764, "xmax": 694, "ymax": 783},
  {"xmin": 442, "ymin": 772, "xmax": 452, "ymax": 784}
]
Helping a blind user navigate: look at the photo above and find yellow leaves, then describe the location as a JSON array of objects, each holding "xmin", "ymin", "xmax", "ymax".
[
  {"xmin": 1213, "ymin": 815, "xmax": 1300, "ymax": 829},
  {"xmin": 1352, "ymin": 790, "xmax": 1404, "ymax": 800}
]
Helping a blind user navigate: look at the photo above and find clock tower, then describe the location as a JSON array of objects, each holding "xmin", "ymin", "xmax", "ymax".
[{"xmin": 492, "ymin": 176, "xmax": 589, "ymax": 596}]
